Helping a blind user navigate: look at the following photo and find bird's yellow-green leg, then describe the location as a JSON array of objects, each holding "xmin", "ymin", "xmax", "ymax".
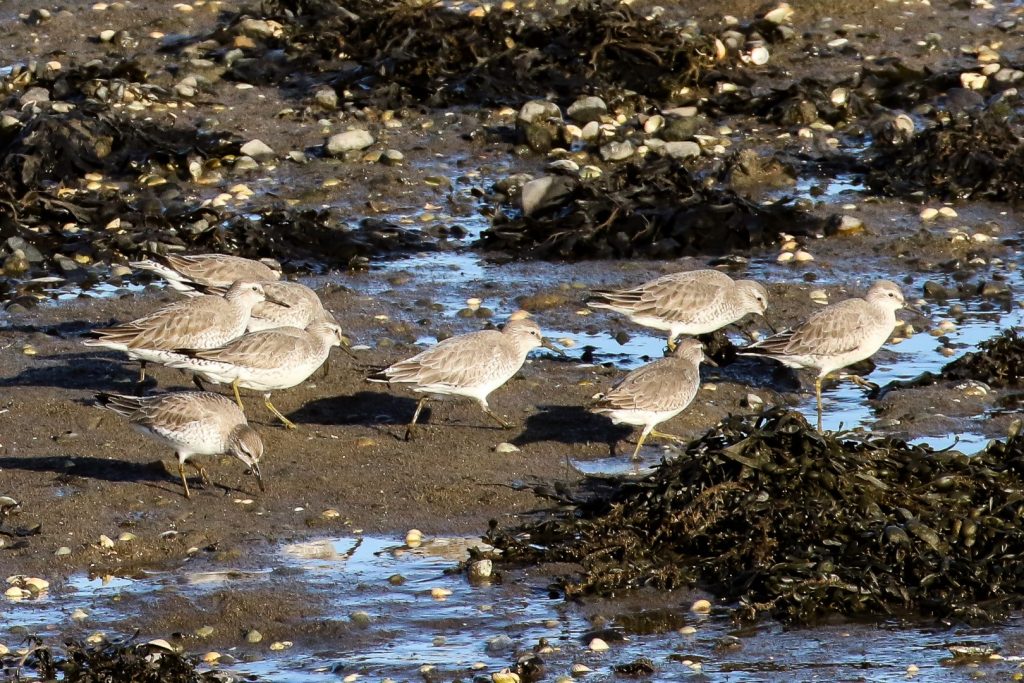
[
  {"xmin": 232, "ymin": 378, "xmax": 244, "ymax": 410},
  {"xmin": 189, "ymin": 460, "xmax": 211, "ymax": 487},
  {"xmin": 815, "ymin": 376, "xmax": 824, "ymax": 432},
  {"xmin": 178, "ymin": 461, "xmax": 191, "ymax": 499},
  {"xmin": 138, "ymin": 361, "xmax": 148, "ymax": 383},
  {"xmin": 631, "ymin": 429, "xmax": 652, "ymax": 460},
  {"xmin": 405, "ymin": 397, "xmax": 429, "ymax": 441},
  {"xmin": 483, "ymin": 406, "xmax": 512, "ymax": 430},
  {"xmin": 650, "ymin": 429, "xmax": 685, "ymax": 444},
  {"xmin": 667, "ymin": 335, "xmax": 678, "ymax": 353},
  {"xmin": 264, "ymin": 394, "xmax": 296, "ymax": 430}
]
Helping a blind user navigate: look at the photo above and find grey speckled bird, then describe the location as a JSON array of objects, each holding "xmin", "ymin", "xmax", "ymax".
[
  {"xmin": 130, "ymin": 253, "xmax": 281, "ymax": 293},
  {"xmin": 587, "ymin": 269, "xmax": 769, "ymax": 350},
  {"xmin": 592, "ymin": 338, "xmax": 711, "ymax": 459},
  {"xmin": 740, "ymin": 279, "xmax": 913, "ymax": 431},
  {"xmin": 83, "ymin": 280, "xmax": 273, "ymax": 382},
  {"xmin": 196, "ymin": 280, "xmax": 335, "ymax": 333},
  {"xmin": 369, "ymin": 317, "xmax": 554, "ymax": 440},
  {"xmin": 96, "ymin": 391, "xmax": 264, "ymax": 498}
]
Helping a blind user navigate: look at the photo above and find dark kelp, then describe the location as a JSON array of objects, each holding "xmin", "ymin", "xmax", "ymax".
[
  {"xmin": 479, "ymin": 408, "xmax": 1024, "ymax": 625},
  {"xmin": 216, "ymin": 0, "xmax": 721, "ymax": 106},
  {"xmin": 477, "ymin": 158, "xmax": 831, "ymax": 259},
  {"xmin": 6, "ymin": 634, "xmax": 223, "ymax": 683}
]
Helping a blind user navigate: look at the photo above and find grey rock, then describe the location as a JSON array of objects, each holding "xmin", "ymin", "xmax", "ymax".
[
  {"xmin": 600, "ymin": 140, "xmax": 635, "ymax": 162},
  {"xmin": 239, "ymin": 139, "xmax": 275, "ymax": 161},
  {"xmin": 238, "ymin": 18, "xmax": 276, "ymax": 38},
  {"xmin": 382, "ymin": 149, "xmax": 404, "ymax": 165},
  {"xmin": 233, "ymin": 156, "xmax": 260, "ymax": 171},
  {"xmin": 517, "ymin": 99, "xmax": 561, "ymax": 124},
  {"xmin": 516, "ymin": 100, "xmax": 563, "ymax": 153},
  {"xmin": 313, "ymin": 87, "xmax": 338, "ymax": 110},
  {"xmin": 326, "ymin": 129, "xmax": 375, "ymax": 155},
  {"xmin": 662, "ymin": 141, "xmax": 701, "ymax": 160},
  {"xmin": 566, "ymin": 95, "xmax": 607, "ymax": 123},
  {"xmin": 521, "ymin": 175, "xmax": 575, "ymax": 217},
  {"xmin": 923, "ymin": 281, "xmax": 950, "ymax": 300},
  {"xmin": 20, "ymin": 87, "xmax": 49, "ymax": 106}
]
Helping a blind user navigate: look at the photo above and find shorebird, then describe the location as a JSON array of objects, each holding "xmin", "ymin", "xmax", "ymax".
[
  {"xmin": 84, "ymin": 280, "xmax": 274, "ymax": 382},
  {"xmin": 96, "ymin": 391, "xmax": 265, "ymax": 498},
  {"xmin": 130, "ymin": 253, "xmax": 281, "ymax": 293},
  {"xmin": 587, "ymin": 269, "xmax": 770, "ymax": 349},
  {"xmin": 369, "ymin": 317, "xmax": 555, "ymax": 440},
  {"xmin": 163, "ymin": 320, "xmax": 346, "ymax": 429},
  {"xmin": 592, "ymin": 338, "xmax": 711, "ymax": 460},
  {"xmin": 196, "ymin": 280, "xmax": 334, "ymax": 333},
  {"xmin": 739, "ymin": 279, "xmax": 914, "ymax": 431}
]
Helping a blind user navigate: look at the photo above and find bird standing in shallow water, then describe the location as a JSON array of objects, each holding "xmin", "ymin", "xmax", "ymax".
[
  {"xmin": 587, "ymin": 269, "xmax": 770, "ymax": 350},
  {"xmin": 96, "ymin": 391, "xmax": 265, "ymax": 499},
  {"xmin": 369, "ymin": 317, "xmax": 556, "ymax": 440},
  {"xmin": 591, "ymin": 338, "xmax": 712, "ymax": 460},
  {"xmin": 739, "ymin": 279, "xmax": 915, "ymax": 432}
]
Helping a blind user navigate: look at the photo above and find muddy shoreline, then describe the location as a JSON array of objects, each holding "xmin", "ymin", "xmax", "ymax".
[{"xmin": 3, "ymin": 0, "xmax": 1024, "ymax": 678}]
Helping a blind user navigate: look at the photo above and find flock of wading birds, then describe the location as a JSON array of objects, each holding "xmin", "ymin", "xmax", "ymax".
[{"xmin": 82, "ymin": 253, "xmax": 917, "ymax": 498}]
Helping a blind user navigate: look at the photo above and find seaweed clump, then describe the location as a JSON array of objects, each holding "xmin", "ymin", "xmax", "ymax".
[
  {"xmin": 939, "ymin": 328, "xmax": 1024, "ymax": 387},
  {"xmin": 477, "ymin": 159, "xmax": 830, "ymax": 259},
  {"xmin": 867, "ymin": 108, "xmax": 1024, "ymax": 200},
  {"xmin": 7, "ymin": 634, "xmax": 224, "ymax": 683},
  {"xmin": 219, "ymin": 0, "xmax": 720, "ymax": 106},
  {"xmin": 481, "ymin": 409, "xmax": 1024, "ymax": 625}
]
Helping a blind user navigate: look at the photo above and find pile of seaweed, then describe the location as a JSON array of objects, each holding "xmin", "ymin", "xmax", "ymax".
[
  {"xmin": 218, "ymin": 0, "xmax": 720, "ymax": 106},
  {"xmin": 0, "ymin": 60, "xmax": 428, "ymax": 285},
  {"xmin": 477, "ymin": 158, "xmax": 831, "ymax": 259},
  {"xmin": 867, "ymin": 107, "xmax": 1024, "ymax": 200},
  {"xmin": 940, "ymin": 328, "xmax": 1024, "ymax": 387},
  {"xmin": 480, "ymin": 408, "xmax": 1024, "ymax": 625},
  {"xmin": 6, "ymin": 635, "xmax": 226, "ymax": 683}
]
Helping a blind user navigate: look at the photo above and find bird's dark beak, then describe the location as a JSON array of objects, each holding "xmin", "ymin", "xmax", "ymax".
[
  {"xmin": 903, "ymin": 302, "xmax": 926, "ymax": 316},
  {"xmin": 703, "ymin": 356, "xmax": 719, "ymax": 368},
  {"xmin": 541, "ymin": 338, "xmax": 567, "ymax": 356},
  {"xmin": 337, "ymin": 334, "xmax": 358, "ymax": 360},
  {"xmin": 760, "ymin": 314, "xmax": 778, "ymax": 335},
  {"xmin": 265, "ymin": 296, "xmax": 291, "ymax": 308},
  {"xmin": 250, "ymin": 464, "xmax": 265, "ymax": 493}
]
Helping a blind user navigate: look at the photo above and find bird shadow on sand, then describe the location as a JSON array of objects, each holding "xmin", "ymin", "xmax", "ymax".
[
  {"xmin": 513, "ymin": 404, "xmax": 632, "ymax": 455},
  {"xmin": 286, "ymin": 390, "xmax": 423, "ymax": 428},
  {"xmin": 0, "ymin": 455, "xmax": 249, "ymax": 499},
  {"xmin": 0, "ymin": 350, "xmax": 176, "ymax": 393}
]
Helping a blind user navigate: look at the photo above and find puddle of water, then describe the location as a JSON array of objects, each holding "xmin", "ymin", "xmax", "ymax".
[{"xmin": 2, "ymin": 535, "xmax": 1022, "ymax": 682}]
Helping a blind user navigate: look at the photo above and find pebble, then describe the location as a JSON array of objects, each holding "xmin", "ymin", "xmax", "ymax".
[
  {"xmin": 835, "ymin": 215, "xmax": 864, "ymax": 235},
  {"xmin": 599, "ymin": 140, "xmax": 634, "ymax": 162},
  {"xmin": 588, "ymin": 637, "xmax": 609, "ymax": 651},
  {"xmin": 492, "ymin": 671, "xmax": 521, "ymax": 683},
  {"xmin": 494, "ymin": 442, "xmax": 520, "ymax": 453},
  {"xmin": 938, "ymin": 207, "xmax": 958, "ymax": 218},
  {"xmin": 240, "ymin": 139, "xmax": 275, "ymax": 161},
  {"xmin": 794, "ymin": 250, "xmax": 814, "ymax": 262},
  {"xmin": 566, "ymin": 96, "xmax": 607, "ymax": 123},
  {"xmin": 907, "ymin": 664, "xmax": 919, "ymax": 674},
  {"xmin": 202, "ymin": 652, "xmax": 221, "ymax": 663},
  {"xmin": 809, "ymin": 289, "xmax": 829, "ymax": 305},
  {"xmin": 71, "ymin": 608, "xmax": 88, "ymax": 621},
  {"xmin": 55, "ymin": 547, "xmax": 71, "ymax": 556},
  {"xmin": 469, "ymin": 559, "xmax": 493, "ymax": 579},
  {"xmin": 99, "ymin": 535, "xmax": 115, "ymax": 548},
  {"xmin": 405, "ymin": 529, "xmax": 423, "ymax": 546},
  {"xmin": 430, "ymin": 587, "xmax": 453, "ymax": 600},
  {"xmin": 246, "ymin": 629, "xmax": 263, "ymax": 643},
  {"xmin": 571, "ymin": 663, "xmax": 593, "ymax": 673},
  {"xmin": 690, "ymin": 599, "xmax": 712, "ymax": 613},
  {"xmin": 662, "ymin": 141, "xmax": 701, "ymax": 160},
  {"xmin": 679, "ymin": 625, "xmax": 698, "ymax": 635},
  {"xmin": 326, "ymin": 129, "xmax": 375, "ymax": 155},
  {"xmin": 195, "ymin": 625, "xmax": 215, "ymax": 638},
  {"xmin": 269, "ymin": 641, "xmax": 293, "ymax": 651}
]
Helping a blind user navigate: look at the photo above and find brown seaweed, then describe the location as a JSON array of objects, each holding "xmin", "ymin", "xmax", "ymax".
[{"xmin": 479, "ymin": 408, "xmax": 1024, "ymax": 625}]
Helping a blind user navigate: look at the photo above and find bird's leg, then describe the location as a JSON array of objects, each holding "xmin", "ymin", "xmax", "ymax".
[
  {"xmin": 405, "ymin": 397, "xmax": 428, "ymax": 441},
  {"xmin": 631, "ymin": 428, "xmax": 652, "ymax": 460},
  {"xmin": 844, "ymin": 373, "xmax": 877, "ymax": 391},
  {"xmin": 177, "ymin": 461, "xmax": 192, "ymax": 499},
  {"xmin": 666, "ymin": 334, "xmax": 678, "ymax": 353},
  {"xmin": 188, "ymin": 460, "xmax": 211, "ymax": 487},
  {"xmin": 192, "ymin": 374, "xmax": 206, "ymax": 391},
  {"xmin": 650, "ymin": 429, "xmax": 686, "ymax": 444},
  {"xmin": 137, "ymin": 360, "xmax": 148, "ymax": 384},
  {"xmin": 481, "ymin": 404, "xmax": 512, "ymax": 430},
  {"xmin": 232, "ymin": 379, "xmax": 244, "ymax": 410},
  {"xmin": 264, "ymin": 393, "xmax": 296, "ymax": 430},
  {"xmin": 815, "ymin": 376, "xmax": 824, "ymax": 433}
]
